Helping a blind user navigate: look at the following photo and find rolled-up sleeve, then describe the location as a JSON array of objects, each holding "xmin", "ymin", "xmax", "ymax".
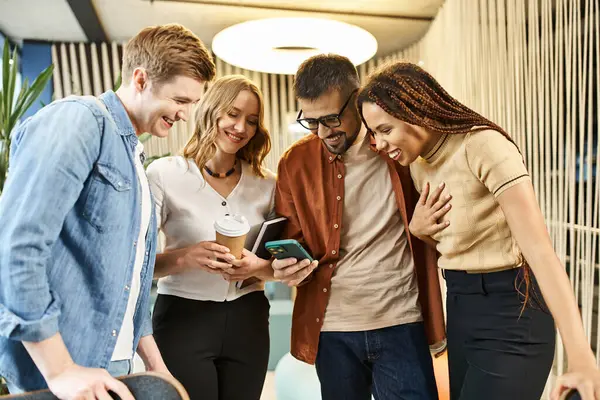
[{"xmin": 0, "ymin": 101, "xmax": 101, "ymax": 342}]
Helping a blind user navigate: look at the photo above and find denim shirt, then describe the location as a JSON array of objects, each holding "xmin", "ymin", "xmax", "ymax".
[{"xmin": 0, "ymin": 91, "xmax": 157, "ymax": 390}]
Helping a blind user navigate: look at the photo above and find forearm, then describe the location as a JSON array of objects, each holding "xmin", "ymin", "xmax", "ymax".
[
  {"xmin": 136, "ymin": 335, "xmax": 167, "ymax": 371},
  {"xmin": 414, "ymin": 234, "xmax": 438, "ymax": 249},
  {"xmin": 23, "ymin": 333, "xmax": 75, "ymax": 382},
  {"xmin": 527, "ymin": 251, "xmax": 595, "ymax": 367},
  {"xmin": 153, "ymin": 248, "xmax": 188, "ymax": 279}
]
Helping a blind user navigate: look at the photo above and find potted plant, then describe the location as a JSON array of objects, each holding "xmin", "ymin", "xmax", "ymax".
[
  {"xmin": 0, "ymin": 38, "xmax": 54, "ymax": 194},
  {"xmin": 0, "ymin": 38, "xmax": 53, "ymax": 393}
]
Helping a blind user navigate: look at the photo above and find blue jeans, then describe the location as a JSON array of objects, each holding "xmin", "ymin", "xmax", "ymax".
[
  {"xmin": 7, "ymin": 359, "xmax": 132, "ymax": 394},
  {"xmin": 315, "ymin": 322, "xmax": 438, "ymax": 400}
]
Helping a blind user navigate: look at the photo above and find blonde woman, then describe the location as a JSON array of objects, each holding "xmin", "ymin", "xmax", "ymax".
[{"xmin": 147, "ymin": 75, "xmax": 275, "ymax": 400}]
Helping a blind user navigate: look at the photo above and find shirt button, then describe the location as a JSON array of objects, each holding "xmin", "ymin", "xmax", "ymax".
[
  {"xmin": 329, "ymin": 156, "xmax": 333, "ymax": 161},
  {"xmin": 316, "ymin": 318, "xmax": 320, "ymax": 322},
  {"xmin": 323, "ymin": 288, "xmax": 328, "ymax": 293},
  {"xmin": 334, "ymin": 224, "xmax": 339, "ymax": 229},
  {"xmin": 332, "ymin": 250, "xmax": 337, "ymax": 255},
  {"xmin": 112, "ymin": 330, "xmax": 117, "ymax": 337},
  {"xmin": 337, "ymin": 196, "xmax": 342, "ymax": 201},
  {"xmin": 125, "ymin": 285, "xmax": 130, "ymax": 291},
  {"xmin": 133, "ymin": 241, "xmax": 137, "ymax": 247},
  {"xmin": 329, "ymin": 264, "xmax": 334, "ymax": 268},
  {"xmin": 337, "ymin": 174, "xmax": 342, "ymax": 179},
  {"xmin": 222, "ymin": 201, "xmax": 227, "ymax": 206}
]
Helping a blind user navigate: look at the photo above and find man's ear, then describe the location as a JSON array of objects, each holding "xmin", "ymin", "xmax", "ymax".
[{"xmin": 131, "ymin": 68, "xmax": 149, "ymax": 92}]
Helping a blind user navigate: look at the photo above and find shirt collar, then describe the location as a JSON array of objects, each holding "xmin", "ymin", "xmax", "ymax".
[{"xmin": 99, "ymin": 90, "xmax": 138, "ymax": 139}]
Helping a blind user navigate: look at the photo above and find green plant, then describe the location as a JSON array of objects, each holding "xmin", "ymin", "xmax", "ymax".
[
  {"xmin": 0, "ymin": 38, "xmax": 54, "ymax": 194},
  {"xmin": 0, "ymin": 375, "xmax": 7, "ymax": 395}
]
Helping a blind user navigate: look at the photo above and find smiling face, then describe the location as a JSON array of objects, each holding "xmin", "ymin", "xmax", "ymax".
[
  {"xmin": 134, "ymin": 74, "xmax": 204, "ymax": 138},
  {"xmin": 214, "ymin": 89, "xmax": 260, "ymax": 155},
  {"xmin": 298, "ymin": 89, "xmax": 361, "ymax": 155},
  {"xmin": 361, "ymin": 101, "xmax": 438, "ymax": 166}
]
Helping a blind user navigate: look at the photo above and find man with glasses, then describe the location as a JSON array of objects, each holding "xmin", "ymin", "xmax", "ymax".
[{"xmin": 272, "ymin": 53, "xmax": 445, "ymax": 400}]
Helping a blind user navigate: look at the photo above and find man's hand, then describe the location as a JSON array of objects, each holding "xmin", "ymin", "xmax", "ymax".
[
  {"xmin": 272, "ymin": 257, "xmax": 318, "ymax": 287},
  {"xmin": 223, "ymin": 249, "xmax": 273, "ymax": 281},
  {"xmin": 47, "ymin": 363, "xmax": 134, "ymax": 400},
  {"xmin": 24, "ymin": 333, "xmax": 133, "ymax": 400}
]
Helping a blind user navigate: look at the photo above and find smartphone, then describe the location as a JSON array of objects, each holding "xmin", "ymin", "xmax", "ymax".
[{"xmin": 265, "ymin": 239, "xmax": 314, "ymax": 262}]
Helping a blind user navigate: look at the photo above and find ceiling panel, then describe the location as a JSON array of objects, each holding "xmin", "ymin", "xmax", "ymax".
[
  {"xmin": 94, "ymin": 0, "xmax": 440, "ymax": 56},
  {"xmin": 148, "ymin": 0, "xmax": 442, "ymax": 18},
  {"xmin": 0, "ymin": 0, "xmax": 87, "ymax": 42},
  {"xmin": 0, "ymin": 0, "xmax": 444, "ymax": 57}
]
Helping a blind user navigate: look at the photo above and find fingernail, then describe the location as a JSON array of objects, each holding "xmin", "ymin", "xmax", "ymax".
[
  {"xmin": 446, "ymin": 221, "xmax": 450, "ymax": 225},
  {"xmin": 439, "ymin": 182, "xmax": 445, "ymax": 188},
  {"xmin": 445, "ymin": 204, "xmax": 451, "ymax": 209},
  {"xmin": 446, "ymin": 194, "xmax": 451, "ymax": 199}
]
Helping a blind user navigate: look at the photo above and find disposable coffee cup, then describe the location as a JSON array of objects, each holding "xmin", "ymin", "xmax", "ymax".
[{"xmin": 214, "ymin": 214, "xmax": 251, "ymax": 259}]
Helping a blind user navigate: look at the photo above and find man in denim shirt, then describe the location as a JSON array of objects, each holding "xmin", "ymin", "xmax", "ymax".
[{"xmin": 0, "ymin": 24, "xmax": 215, "ymax": 398}]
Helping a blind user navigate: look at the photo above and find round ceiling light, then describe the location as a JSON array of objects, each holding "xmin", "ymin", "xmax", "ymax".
[{"xmin": 211, "ymin": 18, "xmax": 378, "ymax": 75}]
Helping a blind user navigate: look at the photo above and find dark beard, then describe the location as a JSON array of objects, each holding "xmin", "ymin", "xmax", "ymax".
[{"xmin": 326, "ymin": 128, "xmax": 360, "ymax": 154}]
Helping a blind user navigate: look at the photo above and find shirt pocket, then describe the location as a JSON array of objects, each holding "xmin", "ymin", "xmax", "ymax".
[{"xmin": 82, "ymin": 163, "xmax": 133, "ymax": 232}]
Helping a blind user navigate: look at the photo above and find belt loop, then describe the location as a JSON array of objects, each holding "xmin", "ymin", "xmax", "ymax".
[{"xmin": 441, "ymin": 269, "xmax": 447, "ymax": 280}]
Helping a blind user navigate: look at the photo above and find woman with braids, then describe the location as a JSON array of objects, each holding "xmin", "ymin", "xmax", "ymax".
[{"xmin": 358, "ymin": 62, "xmax": 600, "ymax": 400}]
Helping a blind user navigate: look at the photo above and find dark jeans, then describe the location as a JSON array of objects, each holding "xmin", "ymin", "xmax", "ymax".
[
  {"xmin": 445, "ymin": 268, "xmax": 556, "ymax": 400},
  {"xmin": 315, "ymin": 322, "xmax": 438, "ymax": 400},
  {"xmin": 152, "ymin": 292, "xmax": 270, "ymax": 400}
]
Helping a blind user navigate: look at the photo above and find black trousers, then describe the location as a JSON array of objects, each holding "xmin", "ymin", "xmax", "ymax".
[
  {"xmin": 152, "ymin": 292, "xmax": 270, "ymax": 400},
  {"xmin": 444, "ymin": 268, "xmax": 555, "ymax": 400}
]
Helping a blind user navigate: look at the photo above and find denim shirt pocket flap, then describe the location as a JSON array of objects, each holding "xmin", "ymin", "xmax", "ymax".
[
  {"xmin": 82, "ymin": 163, "xmax": 133, "ymax": 232},
  {"xmin": 95, "ymin": 163, "xmax": 132, "ymax": 191}
]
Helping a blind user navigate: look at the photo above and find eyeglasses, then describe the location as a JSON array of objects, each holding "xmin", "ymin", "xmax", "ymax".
[{"xmin": 296, "ymin": 89, "xmax": 358, "ymax": 131}]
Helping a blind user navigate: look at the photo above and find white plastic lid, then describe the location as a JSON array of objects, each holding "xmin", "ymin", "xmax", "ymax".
[{"xmin": 214, "ymin": 214, "xmax": 251, "ymax": 237}]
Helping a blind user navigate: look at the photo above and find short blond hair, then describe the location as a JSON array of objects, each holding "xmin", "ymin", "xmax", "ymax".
[
  {"xmin": 122, "ymin": 24, "xmax": 215, "ymax": 85},
  {"xmin": 183, "ymin": 75, "xmax": 271, "ymax": 178}
]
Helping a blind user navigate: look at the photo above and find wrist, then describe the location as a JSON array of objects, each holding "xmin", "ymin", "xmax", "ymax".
[
  {"xmin": 23, "ymin": 334, "xmax": 76, "ymax": 382},
  {"xmin": 256, "ymin": 260, "xmax": 274, "ymax": 280},
  {"xmin": 45, "ymin": 359, "xmax": 76, "ymax": 381},
  {"xmin": 568, "ymin": 350, "xmax": 597, "ymax": 370},
  {"xmin": 143, "ymin": 356, "xmax": 164, "ymax": 371}
]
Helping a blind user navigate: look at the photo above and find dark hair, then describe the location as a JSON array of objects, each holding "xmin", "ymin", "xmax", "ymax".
[
  {"xmin": 357, "ymin": 62, "xmax": 512, "ymax": 140},
  {"xmin": 294, "ymin": 54, "xmax": 360, "ymax": 100},
  {"xmin": 358, "ymin": 61, "xmax": 537, "ymax": 312}
]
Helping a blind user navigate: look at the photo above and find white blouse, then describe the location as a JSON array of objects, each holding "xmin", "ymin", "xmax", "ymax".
[{"xmin": 146, "ymin": 156, "xmax": 276, "ymax": 301}]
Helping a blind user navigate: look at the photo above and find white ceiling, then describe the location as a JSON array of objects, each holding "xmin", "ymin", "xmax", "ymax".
[{"xmin": 0, "ymin": 0, "xmax": 444, "ymax": 57}]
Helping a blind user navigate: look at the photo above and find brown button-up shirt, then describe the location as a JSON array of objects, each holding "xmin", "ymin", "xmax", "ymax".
[{"xmin": 275, "ymin": 134, "xmax": 446, "ymax": 365}]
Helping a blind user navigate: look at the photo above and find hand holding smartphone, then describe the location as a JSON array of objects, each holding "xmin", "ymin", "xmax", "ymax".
[
  {"xmin": 265, "ymin": 239, "xmax": 314, "ymax": 262},
  {"xmin": 266, "ymin": 240, "xmax": 317, "ymax": 286}
]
